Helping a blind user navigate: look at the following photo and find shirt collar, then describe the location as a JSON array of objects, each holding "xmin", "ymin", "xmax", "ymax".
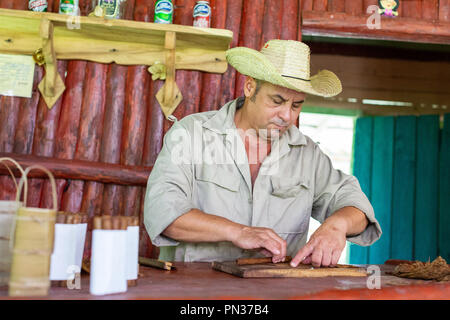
[{"xmin": 202, "ymin": 97, "xmax": 307, "ymax": 146}]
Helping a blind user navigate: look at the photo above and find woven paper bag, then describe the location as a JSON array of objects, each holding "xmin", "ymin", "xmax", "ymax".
[
  {"xmin": 8, "ymin": 165, "xmax": 57, "ymax": 297},
  {"xmin": 0, "ymin": 158, "xmax": 26, "ymax": 286}
]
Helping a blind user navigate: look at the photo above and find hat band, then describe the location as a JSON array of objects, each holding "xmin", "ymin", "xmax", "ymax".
[{"xmin": 282, "ymin": 74, "xmax": 310, "ymax": 82}]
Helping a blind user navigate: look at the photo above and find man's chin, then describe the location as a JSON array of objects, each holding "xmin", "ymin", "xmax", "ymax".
[{"xmin": 259, "ymin": 128, "xmax": 283, "ymax": 141}]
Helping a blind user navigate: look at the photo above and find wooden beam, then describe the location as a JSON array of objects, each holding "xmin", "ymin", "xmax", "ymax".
[
  {"xmin": 304, "ymin": 95, "xmax": 450, "ymax": 116},
  {"xmin": 0, "ymin": 152, "xmax": 151, "ymax": 186},
  {"xmin": 304, "ymin": 53, "xmax": 450, "ymax": 116},
  {"xmin": 302, "ymin": 11, "xmax": 450, "ymax": 45}
]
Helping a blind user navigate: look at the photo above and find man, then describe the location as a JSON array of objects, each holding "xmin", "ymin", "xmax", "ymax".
[{"xmin": 144, "ymin": 40, "xmax": 381, "ymax": 267}]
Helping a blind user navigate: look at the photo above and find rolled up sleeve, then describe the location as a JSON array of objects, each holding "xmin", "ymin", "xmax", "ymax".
[
  {"xmin": 143, "ymin": 120, "xmax": 195, "ymax": 247},
  {"xmin": 311, "ymin": 145, "xmax": 382, "ymax": 246}
]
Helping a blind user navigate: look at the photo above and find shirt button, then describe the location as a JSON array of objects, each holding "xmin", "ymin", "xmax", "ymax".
[{"xmin": 248, "ymin": 198, "xmax": 253, "ymax": 204}]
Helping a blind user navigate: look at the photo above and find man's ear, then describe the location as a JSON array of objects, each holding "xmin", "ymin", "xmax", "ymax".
[{"xmin": 243, "ymin": 76, "xmax": 256, "ymax": 98}]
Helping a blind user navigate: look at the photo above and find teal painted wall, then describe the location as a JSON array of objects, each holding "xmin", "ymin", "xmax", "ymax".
[{"xmin": 350, "ymin": 114, "xmax": 448, "ymax": 264}]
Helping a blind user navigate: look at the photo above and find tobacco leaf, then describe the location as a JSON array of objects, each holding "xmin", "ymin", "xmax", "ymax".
[{"xmin": 391, "ymin": 256, "xmax": 450, "ymax": 282}]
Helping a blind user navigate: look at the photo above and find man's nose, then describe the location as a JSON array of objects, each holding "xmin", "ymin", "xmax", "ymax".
[{"xmin": 278, "ymin": 104, "xmax": 292, "ymax": 124}]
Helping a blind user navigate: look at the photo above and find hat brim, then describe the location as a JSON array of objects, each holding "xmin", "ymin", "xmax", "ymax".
[{"xmin": 226, "ymin": 47, "xmax": 342, "ymax": 98}]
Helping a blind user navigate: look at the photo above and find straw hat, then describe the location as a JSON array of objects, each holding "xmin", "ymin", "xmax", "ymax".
[{"xmin": 226, "ymin": 40, "xmax": 342, "ymax": 97}]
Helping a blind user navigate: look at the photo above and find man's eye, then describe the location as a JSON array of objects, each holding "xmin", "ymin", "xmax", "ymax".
[
  {"xmin": 273, "ymin": 100, "xmax": 282, "ymax": 104},
  {"xmin": 292, "ymin": 104, "xmax": 301, "ymax": 109}
]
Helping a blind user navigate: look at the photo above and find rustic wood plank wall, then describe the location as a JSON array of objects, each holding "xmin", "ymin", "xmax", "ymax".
[
  {"xmin": 0, "ymin": 0, "xmax": 303, "ymax": 259},
  {"xmin": 350, "ymin": 114, "xmax": 448, "ymax": 264},
  {"xmin": 439, "ymin": 114, "xmax": 450, "ymax": 263}
]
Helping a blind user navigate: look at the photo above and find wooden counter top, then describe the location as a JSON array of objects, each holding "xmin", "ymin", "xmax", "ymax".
[{"xmin": 0, "ymin": 263, "xmax": 449, "ymax": 300}]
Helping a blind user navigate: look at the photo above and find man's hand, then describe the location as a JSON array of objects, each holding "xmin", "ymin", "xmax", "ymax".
[
  {"xmin": 231, "ymin": 226, "xmax": 287, "ymax": 263},
  {"xmin": 163, "ymin": 209, "xmax": 287, "ymax": 263},
  {"xmin": 290, "ymin": 207, "xmax": 368, "ymax": 268},
  {"xmin": 290, "ymin": 222, "xmax": 346, "ymax": 267}
]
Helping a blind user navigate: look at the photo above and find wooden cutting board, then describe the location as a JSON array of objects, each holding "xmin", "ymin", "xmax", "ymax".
[{"xmin": 211, "ymin": 261, "xmax": 368, "ymax": 278}]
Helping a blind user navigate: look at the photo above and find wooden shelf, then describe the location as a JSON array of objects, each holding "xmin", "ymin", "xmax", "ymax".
[{"xmin": 0, "ymin": 8, "xmax": 233, "ymax": 73}]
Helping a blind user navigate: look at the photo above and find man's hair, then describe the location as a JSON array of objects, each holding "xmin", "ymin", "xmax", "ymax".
[{"xmin": 249, "ymin": 78, "xmax": 265, "ymax": 102}]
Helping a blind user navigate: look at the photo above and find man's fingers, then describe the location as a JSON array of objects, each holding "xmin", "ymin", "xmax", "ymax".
[
  {"xmin": 290, "ymin": 242, "xmax": 314, "ymax": 267},
  {"xmin": 301, "ymin": 254, "xmax": 312, "ymax": 265},
  {"xmin": 321, "ymin": 247, "xmax": 332, "ymax": 267},
  {"xmin": 311, "ymin": 248, "xmax": 323, "ymax": 267},
  {"xmin": 261, "ymin": 239, "xmax": 281, "ymax": 257},
  {"xmin": 331, "ymin": 249, "xmax": 341, "ymax": 266},
  {"xmin": 264, "ymin": 230, "xmax": 287, "ymax": 261},
  {"xmin": 259, "ymin": 248, "xmax": 273, "ymax": 257}
]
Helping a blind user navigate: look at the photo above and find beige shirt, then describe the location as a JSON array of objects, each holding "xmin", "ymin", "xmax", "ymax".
[{"xmin": 144, "ymin": 97, "xmax": 382, "ymax": 262}]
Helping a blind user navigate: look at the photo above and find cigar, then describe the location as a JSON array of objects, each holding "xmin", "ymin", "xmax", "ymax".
[
  {"xmin": 120, "ymin": 216, "xmax": 130, "ymax": 230},
  {"xmin": 139, "ymin": 257, "xmax": 173, "ymax": 271},
  {"xmin": 112, "ymin": 216, "xmax": 121, "ymax": 230},
  {"xmin": 66, "ymin": 213, "xmax": 74, "ymax": 224},
  {"xmin": 73, "ymin": 213, "xmax": 81, "ymax": 224},
  {"xmin": 236, "ymin": 256, "xmax": 293, "ymax": 265},
  {"xmin": 93, "ymin": 216, "xmax": 102, "ymax": 230},
  {"xmin": 56, "ymin": 211, "xmax": 66, "ymax": 224},
  {"xmin": 384, "ymin": 259, "xmax": 415, "ymax": 266},
  {"xmin": 131, "ymin": 217, "xmax": 139, "ymax": 226},
  {"xmin": 102, "ymin": 216, "xmax": 112, "ymax": 230},
  {"xmin": 81, "ymin": 213, "xmax": 88, "ymax": 224}
]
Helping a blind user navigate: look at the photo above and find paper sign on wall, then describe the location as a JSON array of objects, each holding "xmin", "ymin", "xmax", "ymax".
[{"xmin": 0, "ymin": 54, "xmax": 35, "ymax": 98}]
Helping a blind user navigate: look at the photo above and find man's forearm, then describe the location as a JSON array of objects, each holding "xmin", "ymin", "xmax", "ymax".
[
  {"xmin": 162, "ymin": 209, "xmax": 245, "ymax": 243},
  {"xmin": 322, "ymin": 206, "xmax": 369, "ymax": 236},
  {"xmin": 162, "ymin": 209, "xmax": 289, "ymax": 262}
]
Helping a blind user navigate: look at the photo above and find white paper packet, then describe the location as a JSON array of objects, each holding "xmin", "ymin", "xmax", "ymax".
[
  {"xmin": 90, "ymin": 229, "xmax": 127, "ymax": 295},
  {"xmin": 126, "ymin": 226, "xmax": 139, "ymax": 280}
]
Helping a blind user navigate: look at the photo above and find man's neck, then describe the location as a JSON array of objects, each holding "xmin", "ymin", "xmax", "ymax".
[{"xmin": 234, "ymin": 105, "xmax": 271, "ymax": 155}]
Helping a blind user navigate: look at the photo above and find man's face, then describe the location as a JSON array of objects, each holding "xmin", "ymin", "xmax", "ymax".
[{"xmin": 243, "ymin": 77, "xmax": 306, "ymax": 140}]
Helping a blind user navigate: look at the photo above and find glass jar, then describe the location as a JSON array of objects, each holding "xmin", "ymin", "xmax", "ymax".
[{"xmin": 91, "ymin": 0, "xmax": 127, "ymax": 19}]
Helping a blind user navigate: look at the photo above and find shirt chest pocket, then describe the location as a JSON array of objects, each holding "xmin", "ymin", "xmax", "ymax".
[
  {"xmin": 194, "ymin": 165, "xmax": 240, "ymax": 215},
  {"xmin": 268, "ymin": 176, "xmax": 313, "ymax": 233}
]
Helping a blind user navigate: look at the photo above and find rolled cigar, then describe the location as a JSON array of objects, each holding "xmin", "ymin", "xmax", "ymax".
[
  {"xmin": 384, "ymin": 259, "xmax": 414, "ymax": 266},
  {"xmin": 81, "ymin": 214, "xmax": 88, "ymax": 224},
  {"xmin": 236, "ymin": 256, "xmax": 293, "ymax": 265},
  {"xmin": 139, "ymin": 257, "xmax": 173, "ymax": 271},
  {"xmin": 127, "ymin": 279, "xmax": 138, "ymax": 287},
  {"xmin": 131, "ymin": 217, "xmax": 139, "ymax": 226},
  {"xmin": 120, "ymin": 216, "xmax": 129, "ymax": 230},
  {"xmin": 73, "ymin": 213, "xmax": 81, "ymax": 224},
  {"xmin": 102, "ymin": 216, "xmax": 112, "ymax": 230},
  {"xmin": 56, "ymin": 211, "xmax": 66, "ymax": 224},
  {"xmin": 93, "ymin": 216, "xmax": 102, "ymax": 230},
  {"xmin": 112, "ymin": 216, "xmax": 121, "ymax": 230},
  {"xmin": 66, "ymin": 214, "xmax": 74, "ymax": 224}
]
